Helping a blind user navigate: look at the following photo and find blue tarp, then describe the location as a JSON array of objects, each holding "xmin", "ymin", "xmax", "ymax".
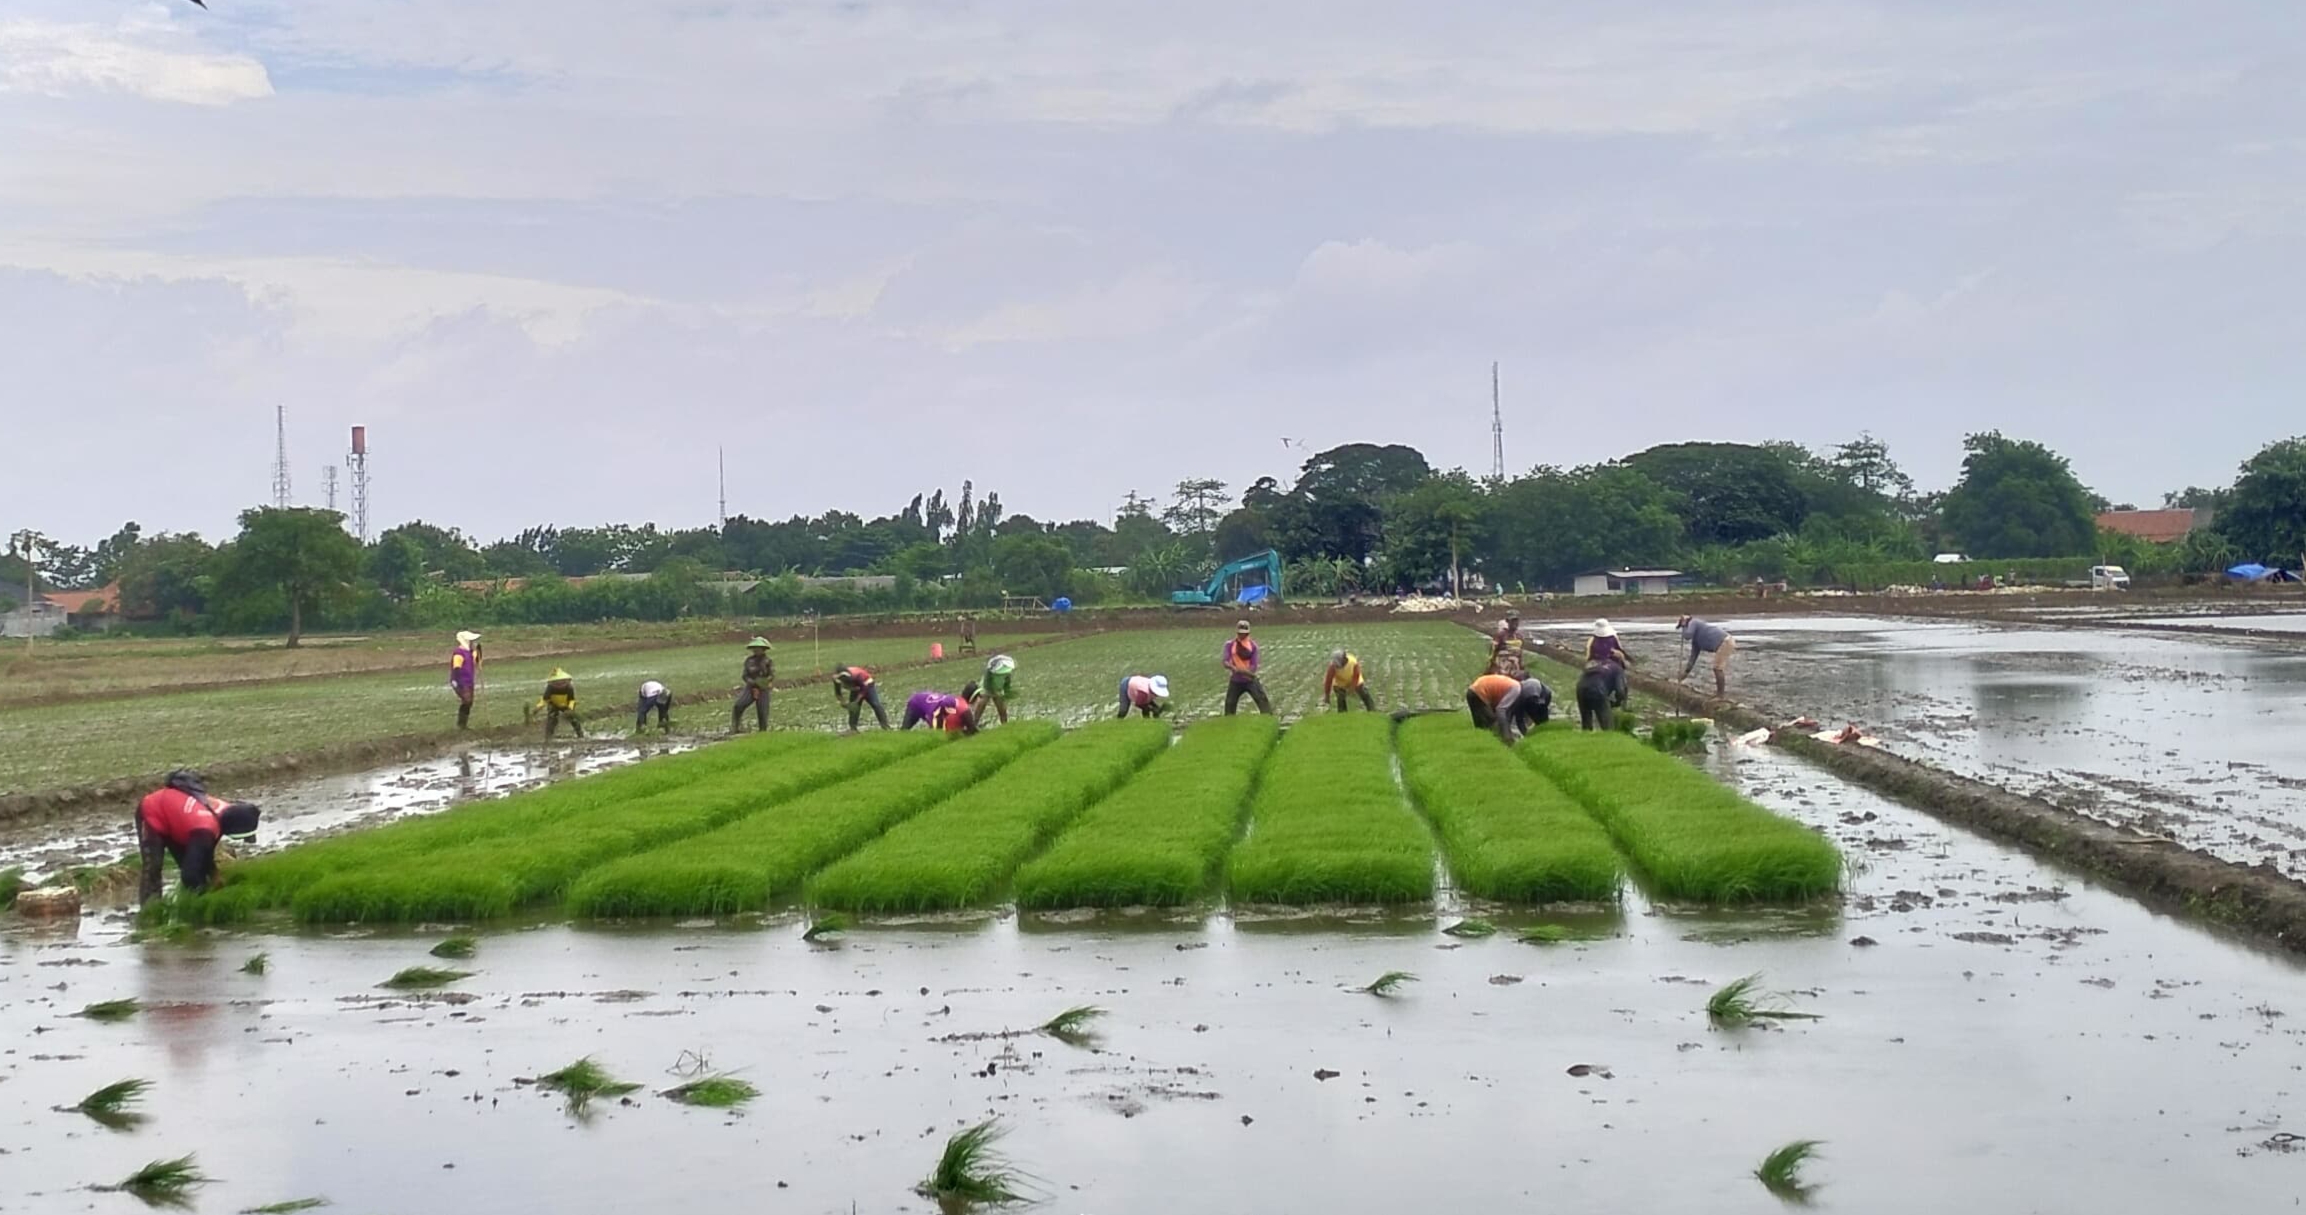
[
  {"xmin": 2229, "ymin": 563, "xmax": 2273, "ymax": 581},
  {"xmin": 1235, "ymin": 584, "xmax": 1273, "ymax": 605},
  {"xmin": 1051, "ymin": 597, "xmax": 1073, "ymax": 613}
]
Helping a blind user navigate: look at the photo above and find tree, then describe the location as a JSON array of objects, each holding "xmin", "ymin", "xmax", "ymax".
[
  {"xmin": 1161, "ymin": 478, "xmax": 1231, "ymax": 545},
  {"xmin": 1482, "ymin": 464, "xmax": 1683, "ymax": 588},
  {"xmin": 2218, "ymin": 436, "xmax": 2306, "ymax": 564},
  {"xmin": 115, "ymin": 532, "xmax": 214, "ymax": 621},
  {"xmin": 1291, "ymin": 444, "xmax": 1433, "ymax": 504},
  {"xmin": 1623, "ymin": 442, "xmax": 1811, "ymax": 547},
  {"xmin": 91, "ymin": 521, "xmax": 144, "ymax": 586},
  {"xmin": 1378, "ymin": 472, "xmax": 1484, "ymax": 591},
  {"xmin": 375, "ymin": 521, "xmax": 486, "ymax": 582},
  {"xmin": 1211, "ymin": 506, "xmax": 1274, "ymax": 562},
  {"xmin": 1827, "ymin": 433, "xmax": 1915, "ymax": 500},
  {"xmin": 365, "ymin": 534, "xmax": 430, "ymax": 599},
  {"xmin": 1938, "ymin": 432, "xmax": 2100, "ymax": 559},
  {"xmin": 213, "ymin": 507, "xmax": 362, "ymax": 646},
  {"xmin": 2163, "ymin": 485, "xmax": 2232, "ymax": 513},
  {"xmin": 992, "ymin": 533, "xmax": 1074, "ymax": 600}
]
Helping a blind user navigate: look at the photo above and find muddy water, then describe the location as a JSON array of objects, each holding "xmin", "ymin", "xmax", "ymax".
[
  {"xmin": 7, "ymin": 742, "xmax": 2306, "ymax": 1213},
  {"xmin": 1545, "ymin": 615, "xmax": 2306, "ymax": 880}
]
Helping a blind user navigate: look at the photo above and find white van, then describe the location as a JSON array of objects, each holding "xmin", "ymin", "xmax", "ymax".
[
  {"xmin": 2089, "ymin": 565, "xmax": 2132, "ymax": 590},
  {"xmin": 1932, "ymin": 553, "xmax": 1970, "ymax": 565}
]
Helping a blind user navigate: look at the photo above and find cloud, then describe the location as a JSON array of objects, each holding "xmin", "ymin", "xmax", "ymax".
[{"xmin": 0, "ymin": 16, "xmax": 271, "ymax": 106}]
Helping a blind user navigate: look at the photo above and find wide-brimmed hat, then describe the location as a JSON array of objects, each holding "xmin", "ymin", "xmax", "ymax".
[
  {"xmin": 1593, "ymin": 619, "xmax": 1616, "ymax": 637},
  {"xmin": 1149, "ymin": 675, "xmax": 1171, "ymax": 698},
  {"xmin": 455, "ymin": 630, "xmax": 480, "ymax": 646},
  {"xmin": 1235, "ymin": 620, "xmax": 1252, "ymax": 633},
  {"xmin": 747, "ymin": 636, "xmax": 772, "ymax": 649},
  {"xmin": 549, "ymin": 668, "xmax": 572, "ymax": 681}
]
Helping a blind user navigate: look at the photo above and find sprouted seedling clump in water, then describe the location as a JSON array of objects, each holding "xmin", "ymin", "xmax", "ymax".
[
  {"xmin": 103, "ymin": 1154, "xmax": 213, "ymax": 1204},
  {"xmin": 1359, "ymin": 971, "xmax": 1418, "ymax": 996},
  {"xmin": 662, "ymin": 1076, "xmax": 760, "ymax": 1108},
  {"xmin": 1037, "ymin": 1005, "xmax": 1106, "ymax": 1045},
  {"xmin": 67, "ymin": 1078, "xmax": 152, "ymax": 1130},
  {"xmin": 1441, "ymin": 918, "xmax": 1497, "ymax": 938},
  {"xmin": 1755, "ymin": 1139, "xmax": 1823, "ymax": 1201},
  {"xmin": 920, "ymin": 1119, "xmax": 1029, "ymax": 1208},
  {"xmin": 429, "ymin": 935, "xmax": 478, "ymax": 959},
  {"xmin": 378, "ymin": 966, "xmax": 473, "ymax": 990},
  {"xmin": 534, "ymin": 1056, "xmax": 641, "ymax": 1111},
  {"xmin": 240, "ymin": 952, "xmax": 269, "ymax": 975},
  {"xmin": 1707, "ymin": 974, "xmax": 1823, "ymax": 1027},
  {"xmin": 78, "ymin": 998, "xmax": 142, "ymax": 1022},
  {"xmin": 801, "ymin": 913, "xmax": 850, "ymax": 942}
]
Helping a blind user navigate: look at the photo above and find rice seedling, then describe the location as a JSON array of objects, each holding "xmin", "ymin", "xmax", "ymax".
[
  {"xmin": 103, "ymin": 1154, "xmax": 212, "ymax": 1206},
  {"xmin": 801, "ymin": 912, "xmax": 850, "ymax": 941},
  {"xmin": 1037, "ymin": 1004, "xmax": 1106, "ymax": 1045},
  {"xmin": 1647, "ymin": 718, "xmax": 1710, "ymax": 752},
  {"xmin": 0, "ymin": 866, "xmax": 23, "ymax": 906},
  {"xmin": 239, "ymin": 1200, "xmax": 331, "ymax": 1214},
  {"xmin": 378, "ymin": 966, "xmax": 473, "ymax": 990},
  {"xmin": 535, "ymin": 1056, "xmax": 642, "ymax": 1111},
  {"xmin": 1706, "ymin": 973, "xmax": 1822, "ymax": 1027},
  {"xmin": 1359, "ymin": 970, "xmax": 1418, "ymax": 996},
  {"xmin": 79, "ymin": 998, "xmax": 142, "ymax": 1022},
  {"xmin": 429, "ymin": 934, "xmax": 478, "ymax": 959},
  {"xmin": 661, "ymin": 1075, "xmax": 760, "ymax": 1108},
  {"xmin": 67, "ymin": 1078, "xmax": 152, "ymax": 1129},
  {"xmin": 807, "ymin": 719, "xmax": 1169, "ymax": 911},
  {"xmin": 240, "ymin": 952, "xmax": 269, "ymax": 975},
  {"xmin": 1015, "ymin": 716, "xmax": 1279, "ymax": 909},
  {"xmin": 1516, "ymin": 923, "xmax": 1611, "ymax": 945},
  {"xmin": 920, "ymin": 1119, "xmax": 1029, "ymax": 1208},
  {"xmin": 1397, "ymin": 715, "xmax": 1624, "ymax": 904},
  {"xmin": 1754, "ymin": 1139, "xmax": 1823, "ymax": 1201},
  {"xmin": 566, "ymin": 725, "xmax": 1057, "ymax": 918},
  {"xmin": 1227, "ymin": 715, "xmax": 1435, "ymax": 906},
  {"xmin": 1441, "ymin": 918, "xmax": 1497, "ymax": 938},
  {"xmin": 1519, "ymin": 729, "xmax": 1840, "ymax": 903}
]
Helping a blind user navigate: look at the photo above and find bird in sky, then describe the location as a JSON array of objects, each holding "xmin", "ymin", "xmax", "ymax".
[{"xmin": 186, "ymin": 0, "xmax": 208, "ymax": 8}]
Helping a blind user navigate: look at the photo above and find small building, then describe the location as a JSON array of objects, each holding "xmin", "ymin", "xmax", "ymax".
[
  {"xmin": 1572, "ymin": 568, "xmax": 1684, "ymax": 597},
  {"xmin": 2097, "ymin": 508, "xmax": 2205, "ymax": 544},
  {"xmin": 1, "ymin": 598, "xmax": 69, "ymax": 638}
]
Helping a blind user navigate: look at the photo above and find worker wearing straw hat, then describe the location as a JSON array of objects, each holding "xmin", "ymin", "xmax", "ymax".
[
  {"xmin": 733, "ymin": 637, "xmax": 774, "ymax": 733},
  {"xmin": 1221, "ymin": 620, "xmax": 1272, "ymax": 716},
  {"xmin": 526, "ymin": 668, "xmax": 585, "ymax": 738},
  {"xmin": 448, "ymin": 630, "xmax": 483, "ymax": 729},
  {"xmin": 1117, "ymin": 673, "xmax": 1170, "ymax": 719}
]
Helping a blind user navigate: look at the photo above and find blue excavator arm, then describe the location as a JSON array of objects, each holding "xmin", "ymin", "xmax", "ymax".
[{"xmin": 1171, "ymin": 549, "xmax": 1283, "ymax": 605}]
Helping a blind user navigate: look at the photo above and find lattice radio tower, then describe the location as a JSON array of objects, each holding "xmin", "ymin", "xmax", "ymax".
[
  {"xmin": 271, "ymin": 405, "xmax": 293, "ymax": 508},
  {"xmin": 346, "ymin": 426, "xmax": 372, "ymax": 542},
  {"xmin": 1490, "ymin": 362, "xmax": 1505, "ymax": 481},
  {"xmin": 321, "ymin": 464, "xmax": 339, "ymax": 511}
]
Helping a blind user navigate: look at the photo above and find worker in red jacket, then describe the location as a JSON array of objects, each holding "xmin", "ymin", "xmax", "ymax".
[
  {"xmin": 136, "ymin": 769, "xmax": 260, "ymax": 905},
  {"xmin": 831, "ymin": 664, "xmax": 891, "ymax": 731}
]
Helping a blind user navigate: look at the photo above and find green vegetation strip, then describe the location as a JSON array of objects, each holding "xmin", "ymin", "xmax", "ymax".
[
  {"xmin": 1397, "ymin": 716, "xmax": 1622, "ymax": 903},
  {"xmin": 565, "ymin": 724, "xmax": 1060, "ymax": 918},
  {"xmin": 286, "ymin": 733, "xmax": 935, "ymax": 922},
  {"xmin": 1014, "ymin": 716, "xmax": 1279, "ymax": 909},
  {"xmin": 1517, "ymin": 729, "xmax": 1840, "ymax": 903},
  {"xmin": 807, "ymin": 718, "xmax": 1171, "ymax": 911},
  {"xmin": 1226, "ymin": 714, "xmax": 1434, "ymax": 905}
]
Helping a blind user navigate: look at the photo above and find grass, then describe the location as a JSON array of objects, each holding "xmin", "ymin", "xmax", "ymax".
[
  {"xmin": 1397, "ymin": 715, "xmax": 1624, "ymax": 904},
  {"xmin": 1518, "ymin": 728, "xmax": 1841, "ymax": 903},
  {"xmin": 807, "ymin": 718, "xmax": 1170, "ymax": 911},
  {"xmin": 0, "ymin": 865, "xmax": 21, "ymax": 906},
  {"xmin": 240, "ymin": 952, "xmax": 269, "ymax": 975},
  {"xmin": 378, "ymin": 966, "xmax": 472, "ymax": 989},
  {"xmin": 1038, "ymin": 1005, "xmax": 1106, "ymax": 1045},
  {"xmin": 1755, "ymin": 1139, "xmax": 1823, "ymax": 1201},
  {"xmin": 535, "ymin": 1056, "xmax": 642, "ymax": 1111},
  {"xmin": 1441, "ymin": 918, "xmax": 1497, "ymax": 938},
  {"xmin": 105, "ymin": 1155, "xmax": 212, "ymax": 1206},
  {"xmin": 79, "ymin": 998, "xmax": 142, "ymax": 1022},
  {"xmin": 1015, "ymin": 716, "xmax": 1280, "ymax": 909},
  {"xmin": 429, "ymin": 934, "xmax": 478, "ymax": 959},
  {"xmin": 239, "ymin": 1201, "xmax": 330, "ymax": 1215},
  {"xmin": 1358, "ymin": 970, "xmax": 1418, "ymax": 996},
  {"xmin": 1227, "ymin": 714, "xmax": 1435, "ymax": 905},
  {"xmin": 1706, "ymin": 973, "xmax": 1823, "ymax": 1027},
  {"xmin": 68, "ymin": 1078, "xmax": 152, "ymax": 1129},
  {"xmin": 801, "ymin": 913, "xmax": 850, "ymax": 941},
  {"xmin": 566, "ymin": 725, "xmax": 1058, "ymax": 918},
  {"xmin": 920, "ymin": 1119, "xmax": 1029, "ymax": 1208},
  {"xmin": 662, "ymin": 1075, "xmax": 760, "ymax": 1108}
]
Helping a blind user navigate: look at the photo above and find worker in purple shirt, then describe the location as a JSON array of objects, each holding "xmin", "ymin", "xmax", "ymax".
[
  {"xmin": 901, "ymin": 687, "xmax": 978, "ymax": 734},
  {"xmin": 1221, "ymin": 620, "xmax": 1273, "ymax": 715}
]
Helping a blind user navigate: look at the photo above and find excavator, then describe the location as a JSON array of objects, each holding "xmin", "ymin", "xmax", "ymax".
[{"xmin": 1171, "ymin": 549, "xmax": 1284, "ymax": 607}]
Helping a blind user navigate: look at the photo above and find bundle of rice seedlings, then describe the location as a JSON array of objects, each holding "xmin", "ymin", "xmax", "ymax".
[
  {"xmin": 67, "ymin": 1078, "xmax": 152, "ymax": 1130},
  {"xmin": 535, "ymin": 1056, "xmax": 642, "ymax": 1111},
  {"xmin": 1648, "ymin": 718, "xmax": 1710, "ymax": 752},
  {"xmin": 428, "ymin": 934, "xmax": 478, "ymax": 959},
  {"xmin": 1520, "ymin": 730, "xmax": 1840, "ymax": 903},
  {"xmin": 1397, "ymin": 715, "xmax": 1623, "ymax": 904},
  {"xmin": 661, "ymin": 1075, "xmax": 760, "ymax": 1108},
  {"xmin": 0, "ymin": 866, "xmax": 23, "ymax": 906},
  {"xmin": 1706, "ymin": 973, "xmax": 1823, "ymax": 1027},
  {"xmin": 239, "ymin": 1199, "xmax": 331, "ymax": 1214},
  {"xmin": 1037, "ymin": 1005, "xmax": 1106, "ymax": 1046},
  {"xmin": 566, "ymin": 726, "xmax": 1056, "ymax": 919},
  {"xmin": 1441, "ymin": 918, "xmax": 1497, "ymax": 938},
  {"xmin": 801, "ymin": 913, "xmax": 850, "ymax": 942},
  {"xmin": 1358, "ymin": 971, "xmax": 1418, "ymax": 996},
  {"xmin": 378, "ymin": 966, "xmax": 473, "ymax": 990},
  {"xmin": 78, "ymin": 998, "xmax": 142, "ymax": 1022},
  {"xmin": 807, "ymin": 719, "xmax": 1169, "ymax": 912},
  {"xmin": 1754, "ymin": 1139, "xmax": 1822, "ymax": 1201},
  {"xmin": 1227, "ymin": 715, "xmax": 1434, "ymax": 906},
  {"xmin": 1015, "ymin": 716, "xmax": 1279, "ymax": 909},
  {"xmin": 103, "ymin": 1154, "xmax": 212, "ymax": 1204},
  {"xmin": 240, "ymin": 952, "xmax": 269, "ymax": 975},
  {"xmin": 919, "ymin": 1119, "xmax": 1029, "ymax": 1209}
]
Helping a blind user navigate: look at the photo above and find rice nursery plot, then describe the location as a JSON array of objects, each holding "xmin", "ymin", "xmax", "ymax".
[
  {"xmin": 1518, "ymin": 728, "xmax": 1841, "ymax": 903},
  {"xmin": 1013, "ymin": 715, "xmax": 1280, "ymax": 908},
  {"xmin": 1226, "ymin": 713, "xmax": 1435, "ymax": 904},
  {"xmin": 564, "ymin": 723, "xmax": 1059, "ymax": 918},
  {"xmin": 285, "ymin": 733, "xmax": 937, "ymax": 923},
  {"xmin": 805, "ymin": 718, "xmax": 1170, "ymax": 911},
  {"xmin": 1396, "ymin": 716, "xmax": 1622, "ymax": 903}
]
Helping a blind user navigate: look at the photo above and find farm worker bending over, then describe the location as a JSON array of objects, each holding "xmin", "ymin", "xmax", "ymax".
[
  {"xmin": 635, "ymin": 679, "xmax": 673, "ymax": 733},
  {"xmin": 448, "ymin": 630, "xmax": 483, "ymax": 730},
  {"xmin": 527, "ymin": 668, "xmax": 585, "ymax": 738},
  {"xmin": 833, "ymin": 665, "xmax": 892, "ymax": 731},
  {"xmin": 1117, "ymin": 674, "xmax": 1170, "ymax": 719},
  {"xmin": 1677, "ymin": 616, "xmax": 1736, "ymax": 698},
  {"xmin": 1466, "ymin": 673, "xmax": 1552, "ymax": 743},
  {"xmin": 901, "ymin": 688, "xmax": 977, "ymax": 734},
  {"xmin": 1574, "ymin": 665, "xmax": 1618, "ymax": 732},
  {"xmin": 1323, "ymin": 649, "xmax": 1377, "ymax": 712},
  {"xmin": 1585, "ymin": 619, "xmax": 1633, "ymax": 707},
  {"xmin": 1222, "ymin": 621, "xmax": 1273, "ymax": 716},
  {"xmin": 975, "ymin": 653, "xmax": 1018, "ymax": 724},
  {"xmin": 733, "ymin": 637, "xmax": 774, "ymax": 733},
  {"xmin": 1489, "ymin": 609, "xmax": 1525, "ymax": 676},
  {"xmin": 136, "ymin": 769, "xmax": 260, "ymax": 905}
]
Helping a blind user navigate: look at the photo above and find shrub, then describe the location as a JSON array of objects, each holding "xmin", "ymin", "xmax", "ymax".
[
  {"xmin": 807, "ymin": 718, "xmax": 1168, "ymax": 911},
  {"xmin": 1397, "ymin": 716, "xmax": 1621, "ymax": 903},
  {"xmin": 1518, "ymin": 730, "xmax": 1839, "ymax": 903},
  {"xmin": 1015, "ymin": 716, "xmax": 1279, "ymax": 908},
  {"xmin": 1226, "ymin": 715, "xmax": 1433, "ymax": 905}
]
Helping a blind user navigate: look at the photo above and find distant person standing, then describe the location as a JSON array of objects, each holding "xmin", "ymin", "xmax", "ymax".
[
  {"xmin": 1322, "ymin": 649, "xmax": 1377, "ymax": 712},
  {"xmin": 976, "ymin": 653, "xmax": 1018, "ymax": 724},
  {"xmin": 136, "ymin": 769, "xmax": 261, "ymax": 905},
  {"xmin": 635, "ymin": 679, "xmax": 673, "ymax": 733},
  {"xmin": 1677, "ymin": 616, "xmax": 1735, "ymax": 698},
  {"xmin": 1489, "ymin": 609, "xmax": 1525, "ymax": 676},
  {"xmin": 1221, "ymin": 620, "xmax": 1272, "ymax": 715},
  {"xmin": 448, "ymin": 630, "xmax": 483, "ymax": 730},
  {"xmin": 732, "ymin": 637, "xmax": 774, "ymax": 733},
  {"xmin": 958, "ymin": 614, "xmax": 979, "ymax": 656},
  {"xmin": 528, "ymin": 668, "xmax": 585, "ymax": 738},
  {"xmin": 1116, "ymin": 673, "xmax": 1170, "ymax": 719},
  {"xmin": 832, "ymin": 664, "xmax": 891, "ymax": 731},
  {"xmin": 1585, "ymin": 619, "xmax": 1633, "ymax": 707}
]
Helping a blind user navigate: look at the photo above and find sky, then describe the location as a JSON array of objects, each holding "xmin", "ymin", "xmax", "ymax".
[{"xmin": 2, "ymin": 0, "xmax": 2300, "ymax": 548}]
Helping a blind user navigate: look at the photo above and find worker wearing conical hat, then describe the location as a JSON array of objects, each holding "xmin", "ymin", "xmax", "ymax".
[
  {"xmin": 526, "ymin": 667, "xmax": 584, "ymax": 738},
  {"xmin": 448, "ymin": 630, "xmax": 483, "ymax": 730},
  {"xmin": 733, "ymin": 637, "xmax": 774, "ymax": 733}
]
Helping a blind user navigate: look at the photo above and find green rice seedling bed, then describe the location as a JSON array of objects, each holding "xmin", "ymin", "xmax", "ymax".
[
  {"xmin": 286, "ymin": 733, "xmax": 936, "ymax": 923},
  {"xmin": 806, "ymin": 718, "xmax": 1171, "ymax": 911},
  {"xmin": 1225, "ymin": 714, "xmax": 1434, "ymax": 905},
  {"xmin": 1013, "ymin": 716, "xmax": 1279, "ymax": 908},
  {"xmin": 564, "ymin": 723, "xmax": 1060, "ymax": 918},
  {"xmin": 1396, "ymin": 716, "xmax": 1622, "ymax": 903},
  {"xmin": 1517, "ymin": 728, "xmax": 1840, "ymax": 903}
]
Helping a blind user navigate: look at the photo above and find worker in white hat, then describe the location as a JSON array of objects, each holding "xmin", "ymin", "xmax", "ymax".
[
  {"xmin": 1117, "ymin": 673, "xmax": 1171, "ymax": 719},
  {"xmin": 448, "ymin": 630, "xmax": 483, "ymax": 729}
]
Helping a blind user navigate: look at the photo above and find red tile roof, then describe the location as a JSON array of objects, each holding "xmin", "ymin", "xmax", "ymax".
[
  {"xmin": 42, "ymin": 583, "xmax": 120, "ymax": 614},
  {"xmin": 2096, "ymin": 509, "xmax": 2198, "ymax": 544}
]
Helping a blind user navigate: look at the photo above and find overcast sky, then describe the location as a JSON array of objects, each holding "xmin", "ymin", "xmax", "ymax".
[{"xmin": 2, "ymin": 0, "xmax": 2299, "ymax": 547}]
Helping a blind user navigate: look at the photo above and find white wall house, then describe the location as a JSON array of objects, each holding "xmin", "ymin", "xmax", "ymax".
[{"xmin": 1571, "ymin": 568, "xmax": 1683, "ymax": 597}]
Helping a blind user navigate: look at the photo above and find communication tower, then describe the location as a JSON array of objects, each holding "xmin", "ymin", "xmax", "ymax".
[
  {"xmin": 272, "ymin": 405, "xmax": 293, "ymax": 508},
  {"xmin": 321, "ymin": 464, "xmax": 339, "ymax": 511},
  {"xmin": 1490, "ymin": 362, "xmax": 1505, "ymax": 482},
  {"xmin": 346, "ymin": 426, "xmax": 371, "ymax": 542}
]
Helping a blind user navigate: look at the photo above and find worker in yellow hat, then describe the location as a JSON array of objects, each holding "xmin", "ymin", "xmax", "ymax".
[
  {"xmin": 525, "ymin": 667, "xmax": 584, "ymax": 738},
  {"xmin": 733, "ymin": 637, "xmax": 774, "ymax": 733}
]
